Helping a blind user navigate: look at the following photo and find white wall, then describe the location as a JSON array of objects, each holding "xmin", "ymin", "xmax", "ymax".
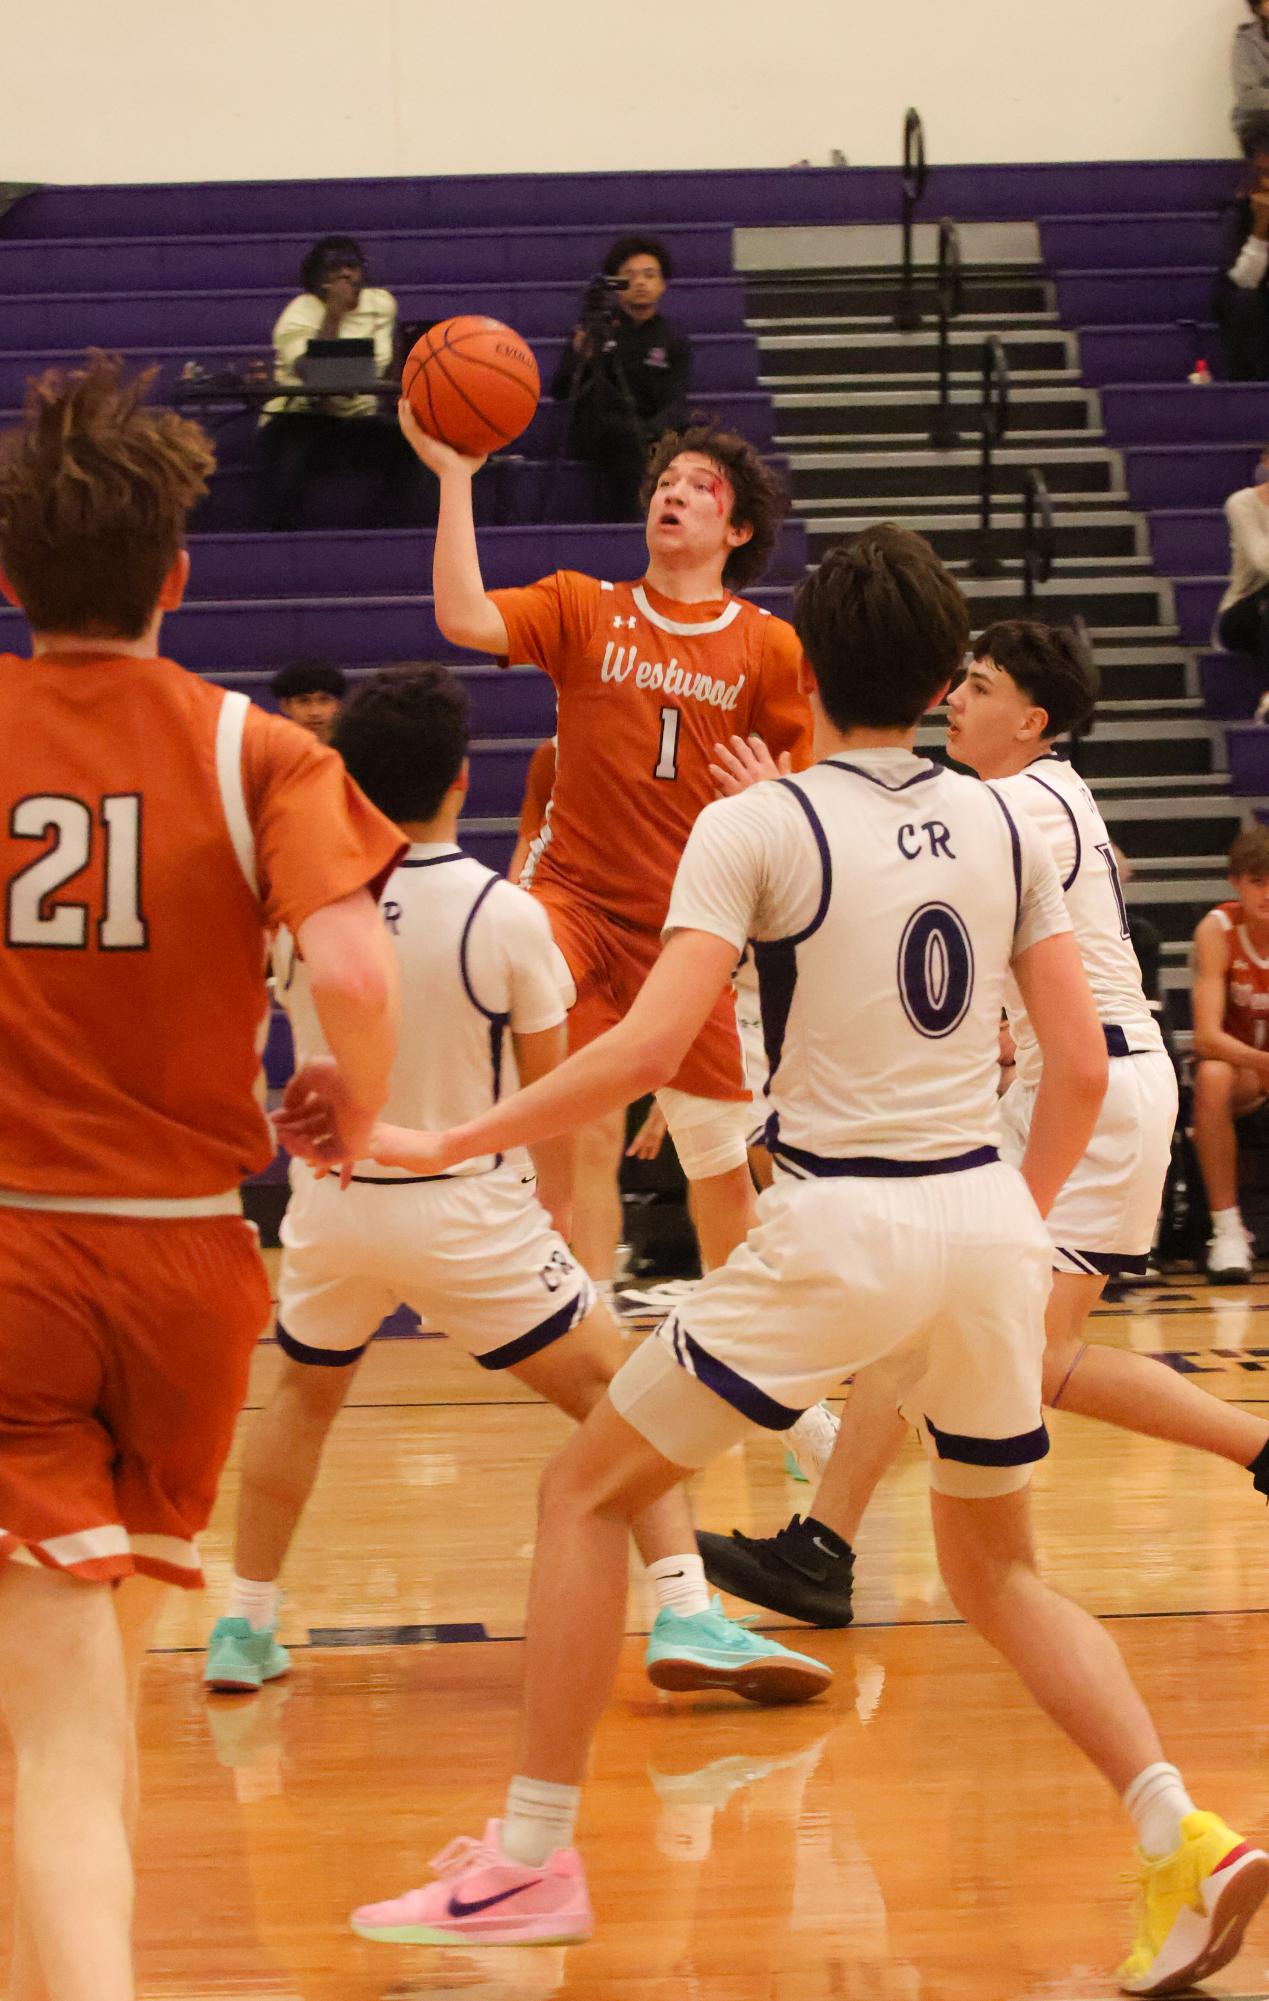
[{"xmin": 3, "ymin": 0, "xmax": 1242, "ymax": 185}]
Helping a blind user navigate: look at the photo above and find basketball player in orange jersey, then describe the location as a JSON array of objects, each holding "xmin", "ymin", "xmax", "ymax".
[
  {"xmin": 0, "ymin": 358, "xmax": 403, "ymax": 2001},
  {"xmin": 1192, "ymin": 825, "xmax": 1269, "ymax": 1280},
  {"xmin": 398, "ymin": 409, "xmax": 810, "ymax": 1279}
]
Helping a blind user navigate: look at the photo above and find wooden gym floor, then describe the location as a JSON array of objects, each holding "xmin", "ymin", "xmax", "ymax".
[{"xmin": 7, "ymin": 1264, "xmax": 1269, "ymax": 1999}]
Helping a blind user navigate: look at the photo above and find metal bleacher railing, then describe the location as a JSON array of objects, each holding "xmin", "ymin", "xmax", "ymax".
[
  {"xmin": 928, "ymin": 218, "xmax": 963, "ymax": 449},
  {"xmin": 969, "ymin": 336, "xmax": 1011, "ymax": 577},
  {"xmin": 1021, "ymin": 466, "xmax": 1056, "ymax": 609},
  {"xmin": 893, "ymin": 108, "xmax": 928, "ymax": 332}
]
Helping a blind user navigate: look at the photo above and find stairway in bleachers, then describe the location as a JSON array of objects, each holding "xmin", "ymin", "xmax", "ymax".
[{"xmin": 741, "ymin": 226, "xmax": 1269, "ymax": 1037}]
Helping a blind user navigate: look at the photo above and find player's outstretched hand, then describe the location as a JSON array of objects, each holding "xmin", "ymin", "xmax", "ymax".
[
  {"xmin": 709, "ymin": 732, "xmax": 791, "ymax": 798},
  {"xmin": 274, "ymin": 1057, "xmax": 376, "ymax": 1171},
  {"xmin": 364, "ymin": 1120, "xmax": 459, "ymax": 1177},
  {"xmin": 626, "ymin": 1100, "xmax": 668, "ymax": 1160},
  {"xmin": 397, "ymin": 399, "xmax": 487, "ymax": 478}
]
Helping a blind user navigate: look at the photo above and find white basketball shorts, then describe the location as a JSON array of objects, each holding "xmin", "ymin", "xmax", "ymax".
[
  {"xmin": 610, "ymin": 1152, "xmax": 1053, "ymax": 1496},
  {"xmin": 276, "ymin": 1162, "xmax": 594, "ymax": 1368},
  {"xmin": 998, "ymin": 1047, "xmax": 1177, "ymax": 1278}
]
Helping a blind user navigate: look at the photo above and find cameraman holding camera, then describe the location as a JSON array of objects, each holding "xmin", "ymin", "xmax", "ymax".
[{"xmin": 550, "ymin": 235, "xmax": 692, "ymax": 520}]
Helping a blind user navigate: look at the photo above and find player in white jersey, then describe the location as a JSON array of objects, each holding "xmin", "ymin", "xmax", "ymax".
[
  {"xmin": 701, "ymin": 620, "xmax": 1269, "ymax": 1632},
  {"xmin": 282, "ymin": 538, "xmax": 1267, "ymax": 1993},
  {"xmin": 205, "ymin": 665, "xmax": 829, "ymax": 1704}
]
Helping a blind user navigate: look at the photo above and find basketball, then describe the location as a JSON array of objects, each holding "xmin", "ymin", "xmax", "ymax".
[{"xmin": 401, "ymin": 316, "xmax": 541, "ymax": 456}]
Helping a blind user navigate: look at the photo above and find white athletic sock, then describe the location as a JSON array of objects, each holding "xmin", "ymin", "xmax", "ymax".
[
  {"xmin": 226, "ymin": 1574, "xmax": 280, "ymax": 1633},
  {"xmin": 1211, "ymin": 1206, "xmax": 1244, "ymax": 1232},
  {"xmin": 647, "ymin": 1553, "xmax": 711, "ymax": 1618},
  {"xmin": 1123, "ymin": 1762, "xmax": 1196, "ymax": 1859},
  {"xmin": 501, "ymin": 1775, "xmax": 581, "ymax": 1866}
]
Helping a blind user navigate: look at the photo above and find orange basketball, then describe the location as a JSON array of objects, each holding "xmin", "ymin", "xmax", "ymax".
[{"xmin": 401, "ymin": 316, "xmax": 541, "ymax": 455}]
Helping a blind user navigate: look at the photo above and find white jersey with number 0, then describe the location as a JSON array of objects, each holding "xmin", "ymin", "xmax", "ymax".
[
  {"xmin": 991, "ymin": 754, "xmax": 1163, "ymax": 1090},
  {"xmin": 277, "ymin": 841, "xmax": 571, "ymax": 1176},
  {"xmin": 665, "ymin": 748, "xmax": 1070, "ymax": 1166}
]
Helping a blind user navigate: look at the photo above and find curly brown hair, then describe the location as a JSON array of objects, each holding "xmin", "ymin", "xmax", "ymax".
[
  {"xmin": 640, "ymin": 420, "xmax": 788, "ymax": 591},
  {"xmin": 1229, "ymin": 824, "xmax": 1269, "ymax": 879},
  {"xmin": 0, "ymin": 354, "xmax": 215, "ymax": 639}
]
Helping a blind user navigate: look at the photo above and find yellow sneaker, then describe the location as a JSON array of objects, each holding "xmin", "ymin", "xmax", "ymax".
[{"xmin": 1118, "ymin": 1809, "xmax": 1269, "ymax": 1995}]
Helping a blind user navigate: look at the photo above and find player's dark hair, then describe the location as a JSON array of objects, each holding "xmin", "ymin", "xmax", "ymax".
[
  {"xmin": 300, "ymin": 234, "xmax": 367, "ymax": 294},
  {"xmin": 641, "ymin": 421, "xmax": 788, "ymax": 590},
  {"xmin": 270, "ymin": 657, "xmax": 347, "ymax": 700},
  {"xmin": 793, "ymin": 525, "xmax": 970, "ymax": 731},
  {"xmin": 0, "ymin": 353, "xmax": 214, "ymax": 639},
  {"xmin": 1229, "ymin": 824, "xmax": 1269, "ymax": 878},
  {"xmin": 603, "ymin": 234, "xmax": 673, "ymax": 280},
  {"xmin": 333, "ymin": 663, "xmax": 469, "ymax": 823},
  {"xmin": 972, "ymin": 619, "xmax": 1099, "ymax": 741}
]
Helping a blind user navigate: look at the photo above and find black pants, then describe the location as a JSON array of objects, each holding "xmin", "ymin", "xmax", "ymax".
[
  {"xmin": 566, "ymin": 401, "xmax": 655, "ymax": 523},
  {"xmin": 1218, "ymin": 581, "xmax": 1269, "ymax": 666},
  {"xmin": 258, "ymin": 413, "xmax": 419, "ymax": 531},
  {"xmin": 1215, "ymin": 282, "xmax": 1269, "ymax": 382}
]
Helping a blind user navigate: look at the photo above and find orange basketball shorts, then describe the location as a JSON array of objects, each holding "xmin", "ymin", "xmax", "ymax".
[
  {"xmin": 533, "ymin": 883, "xmax": 746, "ymax": 1103},
  {"xmin": 0, "ymin": 1209, "xmax": 269, "ymax": 1589}
]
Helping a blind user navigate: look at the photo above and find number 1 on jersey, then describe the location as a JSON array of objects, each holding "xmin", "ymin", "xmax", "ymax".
[{"xmin": 654, "ymin": 706, "xmax": 681, "ymax": 782}]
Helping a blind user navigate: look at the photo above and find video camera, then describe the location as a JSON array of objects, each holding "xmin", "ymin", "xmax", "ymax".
[{"xmin": 580, "ymin": 271, "xmax": 630, "ymax": 330}]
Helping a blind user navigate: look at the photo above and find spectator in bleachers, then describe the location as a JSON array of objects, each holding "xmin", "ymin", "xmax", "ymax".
[
  {"xmin": 1213, "ymin": 120, "xmax": 1269, "ymax": 378},
  {"xmin": 1214, "ymin": 446, "xmax": 1269, "ymax": 717},
  {"xmin": 550, "ymin": 236, "xmax": 692, "ymax": 521},
  {"xmin": 260, "ymin": 235, "xmax": 414, "ymax": 530},
  {"xmin": 1234, "ymin": 2, "xmax": 1269, "ymax": 153},
  {"xmin": 1189, "ymin": 824, "xmax": 1269, "ymax": 1280},
  {"xmin": 270, "ymin": 658, "xmax": 347, "ymax": 743}
]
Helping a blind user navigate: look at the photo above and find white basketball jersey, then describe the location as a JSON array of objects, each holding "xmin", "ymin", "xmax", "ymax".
[
  {"xmin": 276, "ymin": 842, "xmax": 570, "ymax": 1177},
  {"xmin": 665, "ymin": 748, "xmax": 1070, "ymax": 1166},
  {"xmin": 992, "ymin": 755, "xmax": 1163, "ymax": 1090}
]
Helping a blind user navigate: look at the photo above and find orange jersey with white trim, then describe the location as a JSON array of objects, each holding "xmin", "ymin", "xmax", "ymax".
[
  {"xmin": 490, "ymin": 572, "xmax": 811, "ymax": 930},
  {"xmin": 1212, "ymin": 899, "xmax": 1269, "ymax": 1051},
  {"xmin": 0, "ymin": 652, "xmax": 403, "ymax": 1199}
]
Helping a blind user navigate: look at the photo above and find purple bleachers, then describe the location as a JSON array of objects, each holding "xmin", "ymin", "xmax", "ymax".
[
  {"xmin": 1040, "ymin": 214, "xmax": 1225, "ymax": 270},
  {"xmin": 0, "ymin": 223, "xmax": 738, "ymax": 296},
  {"xmin": 176, "ymin": 520, "xmax": 808, "ymax": 600},
  {"xmin": 1055, "ymin": 270, "xmax": 1215, "ymax": 324},
  {"xmin": 1077, "ymin": 325, "xmax": 1214, "ymax": 387},
  {"xmin": 0, "ymin": 161, "xmax": 1239, "ymax": 242},
  {"xmin": 1100, "ymin": 385, "xmax": 1269, "ymax": 447},
  {"xmin": 1147, "ymin": 511, "xmax": 1228, "ymax": 574},
  {"xmin": 0, "ymin": 582, "xmax": 799, "ymax": 671},
  {"xmin": 1121, "ymin": 444, "xmax": 1260, "ymax": 509}
]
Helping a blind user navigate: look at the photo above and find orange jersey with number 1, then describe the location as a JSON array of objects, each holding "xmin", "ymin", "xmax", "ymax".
[{"xmin": 490, "ymin": 572, "xmax": 810, "ymax": 930}]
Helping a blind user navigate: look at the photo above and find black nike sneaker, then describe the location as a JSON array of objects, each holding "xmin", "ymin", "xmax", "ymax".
[{"xmin": 697, "ymin": 1515, "xmax": 855, "ymax": 1627}]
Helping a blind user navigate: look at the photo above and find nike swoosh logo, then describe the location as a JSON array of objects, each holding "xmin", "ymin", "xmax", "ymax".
[
  {"xmin": 448, "ymin": 1883, "xmax": 536, "ymax": 1918},
  {"xmin": 811, "ymin": 1537, "xmax": 841, "ymax": 1561}
]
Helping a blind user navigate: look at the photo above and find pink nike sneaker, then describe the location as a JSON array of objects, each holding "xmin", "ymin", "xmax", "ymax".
[{"xmin": 350, "ymin": 1818, "xmax": 594, "ymax": 1946}]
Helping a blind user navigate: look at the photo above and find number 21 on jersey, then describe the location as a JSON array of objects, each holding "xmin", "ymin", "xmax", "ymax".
[{"xmin": 5, "ymin": 793, "xmax": 148, "ymax": 950}]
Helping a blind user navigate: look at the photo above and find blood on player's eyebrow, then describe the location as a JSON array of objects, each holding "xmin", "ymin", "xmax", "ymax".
[{"xmin": 703, "ymin": 471, "xmax": 727, "ymax": 514}]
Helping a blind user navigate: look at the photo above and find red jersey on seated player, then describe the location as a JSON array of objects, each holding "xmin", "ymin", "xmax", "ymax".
[{"xmin": 1210, "ymin": 897, "xmax": 1269, "ymax": 1051}]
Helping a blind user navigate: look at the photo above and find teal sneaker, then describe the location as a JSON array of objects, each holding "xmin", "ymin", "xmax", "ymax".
[
  {"xmin": 644, "ymin": 1595, "xmax": 832, "ymax": 1705},
  {"xmin": 204, "ymin": 1616, "xmax": 291, "ymax": 1694}
]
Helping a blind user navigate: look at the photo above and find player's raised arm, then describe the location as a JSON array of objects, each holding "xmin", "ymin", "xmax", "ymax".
[{"xmin": 397, "ymin": 400, "xmax": 509, "ymax": 656}]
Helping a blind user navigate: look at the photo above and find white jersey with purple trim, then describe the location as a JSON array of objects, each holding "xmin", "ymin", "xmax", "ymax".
[
  {"xmin": 991, "ymin": 754, "xmax": 1163, "ymax": 1091},
  {"xmin": 664, "ymin": 747, "xmax": 1071, "ymax": 1167},
  {"xmin": 276, "ymin": 841, "xmax": 571, "ymax": 1177}
]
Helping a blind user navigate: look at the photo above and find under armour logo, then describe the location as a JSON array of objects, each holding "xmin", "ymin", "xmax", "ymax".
[{"xmin": 612, "ymin": 614, "xmax": 637, "ymax": 629}]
